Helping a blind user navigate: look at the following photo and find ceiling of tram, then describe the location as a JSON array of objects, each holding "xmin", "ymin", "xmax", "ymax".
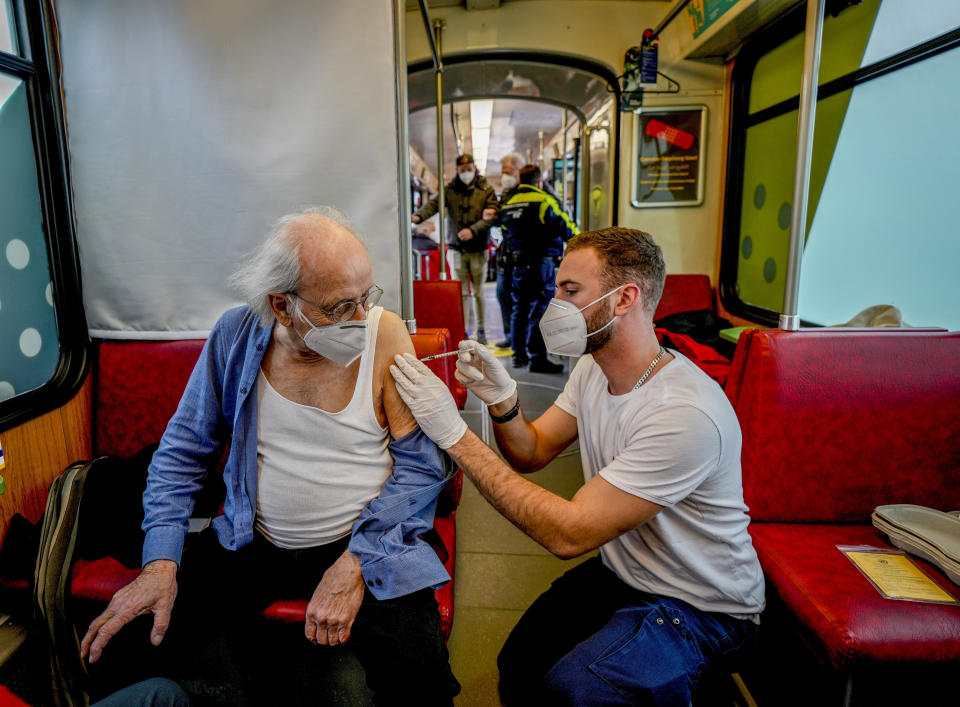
[
  {"xmin": 409, "ymin": 98, "xmax": 565, "ymax": 188},
  {"xmin": 408, "ymin": 58, "xmax": 615, "ymax": 189}
]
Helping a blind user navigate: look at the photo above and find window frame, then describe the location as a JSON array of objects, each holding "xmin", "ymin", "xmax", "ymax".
[
  {"xmin": 0, "ymin": 0, "xmax": 88, "ymax": 433},
  {"xmin": 719, "ymin": 4, "xmax": 960, "ymax": 325}
]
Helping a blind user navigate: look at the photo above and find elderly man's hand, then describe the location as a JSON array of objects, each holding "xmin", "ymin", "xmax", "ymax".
[
  {"xmin": 391, "ymin": 353, "xmax": 467, "ymax": 450},
  {"xmin": 457, "ymin": 227, "xmax": 474, "ymax": 241},
  {"xmin": 81, "ymin": 559, "xmax": 178, "ymax": 663},
  {"xmin": 305, "ymin": 549, "xmax": 365, "ymax": 646}
]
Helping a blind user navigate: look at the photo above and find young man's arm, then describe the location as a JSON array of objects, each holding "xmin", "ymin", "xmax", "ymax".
[{"xmin": 447, "ymin": 430, "xmax": 663, "ymax": 558}]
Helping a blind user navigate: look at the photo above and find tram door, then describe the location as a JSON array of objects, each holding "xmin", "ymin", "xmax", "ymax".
[{"xmin": 585, "ymin": 101, "xmax": 615, "ymax": 231}]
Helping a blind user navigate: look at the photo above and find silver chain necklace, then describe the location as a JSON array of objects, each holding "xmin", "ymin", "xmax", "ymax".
[{"xmin": 632, "ymin": 347, "xmax": 666, "ymax": 391}]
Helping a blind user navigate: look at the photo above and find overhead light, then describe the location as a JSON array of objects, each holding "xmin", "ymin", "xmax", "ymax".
[
  {"xmin": 470, "ymin": 100, "xmax": 494, "ymax": 170},
  {"xmin": 470, "ymin": 100, "xmax": 493, "ymax": 129}
]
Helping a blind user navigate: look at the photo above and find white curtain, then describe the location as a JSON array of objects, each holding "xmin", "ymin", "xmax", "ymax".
[{"xmin": 56, "ymin": 0, "xmax": 404, "ymax": 338}]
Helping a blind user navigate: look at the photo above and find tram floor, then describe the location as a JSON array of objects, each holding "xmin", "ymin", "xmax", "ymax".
[{"xmin": 449, "ymin": 282, "xmax": 592, "ymax": 705}]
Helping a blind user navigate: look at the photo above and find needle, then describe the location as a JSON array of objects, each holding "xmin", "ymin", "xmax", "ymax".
[{"xmin": 418, "ymin": 350, "xmax": 461, "ymax": 362}]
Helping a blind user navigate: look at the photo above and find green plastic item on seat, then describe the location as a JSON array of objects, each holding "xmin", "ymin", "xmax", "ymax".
[{"xmin": 719, "ymin": 326, "xmax": 762, "ymax": 344}]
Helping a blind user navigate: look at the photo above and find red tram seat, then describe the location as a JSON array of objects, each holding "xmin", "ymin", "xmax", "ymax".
[
  {"xmin": 654, "ymin": 274, "xmax": 714, "ymax": 321},
  {"xmin": 726, "ymin": 329, "xmax": 960, "ymax": 697},
  {"xmin": 79, "ymin": 330, "xmax": 461, "ymax": 641},
  {"xmin": 413, "ymin": 280, "xmax": 468, "ymax": 408}
]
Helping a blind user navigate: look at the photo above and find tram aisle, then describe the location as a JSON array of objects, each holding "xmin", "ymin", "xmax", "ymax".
[{"xmin": 447, "ymin": 283, "xmax": 594, "ymax": 706}]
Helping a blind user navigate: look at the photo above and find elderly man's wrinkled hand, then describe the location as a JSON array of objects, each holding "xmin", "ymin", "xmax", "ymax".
[
  {"xmin": 305, "ymin": 550, "xmax": 365, "ymax": 646},
  {"xmin": 390, "ymin": 353, "xmax": 467, "ymax": 450},
  {"xmin": 81, "ymin": 559, "xmax": 178, "ymax": 663},
  {"xmin": 455, "ymin": 340, "xmax": 517, "ymax": 405}
]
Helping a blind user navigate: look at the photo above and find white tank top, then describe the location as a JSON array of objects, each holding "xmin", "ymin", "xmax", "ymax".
[{"xmin": 255, "ymin": 306, "xmax": 391, "ymax": 549}]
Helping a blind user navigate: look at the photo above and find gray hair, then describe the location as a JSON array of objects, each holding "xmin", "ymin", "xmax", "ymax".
[
  {"xmin": 227, "ymin": 206, "xmax": 359, "ymax": 325},
  {"xmin": 500, "ymin": 152, "xmax": 523, "ymax": 171}
]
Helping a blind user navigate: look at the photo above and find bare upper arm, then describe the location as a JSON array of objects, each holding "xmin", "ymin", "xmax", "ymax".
[{"xmin": 375, "ymin": 310, "xmax": 418, "ymax": 439}]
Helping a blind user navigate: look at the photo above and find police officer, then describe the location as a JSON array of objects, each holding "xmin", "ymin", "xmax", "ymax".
[
  {"xmin": 413, "ymin": 154, "xmax": 498, "ymax": 344},
  {"xmin": 500, "ymin": 164, "xmax": 579, "ymax": 372}
]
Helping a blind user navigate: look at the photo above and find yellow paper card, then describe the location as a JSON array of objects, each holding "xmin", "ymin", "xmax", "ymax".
[{"xmin": 844, "ymin": 551, "xmax": 957, "ymax": 603}]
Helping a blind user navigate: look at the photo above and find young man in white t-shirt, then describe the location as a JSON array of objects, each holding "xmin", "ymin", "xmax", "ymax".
[{"xmin": 391, "ymin": 227, "xmax": 765, "ymax": 706}]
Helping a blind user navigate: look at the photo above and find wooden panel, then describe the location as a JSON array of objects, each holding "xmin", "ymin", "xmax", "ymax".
[{"xmin": 0, "ymin": 374, "xmax": 93, "ymax": 542}]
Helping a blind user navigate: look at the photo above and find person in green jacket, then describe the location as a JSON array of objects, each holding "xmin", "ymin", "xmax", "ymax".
[{"xmin": 412, "ymin": 154, "xmax": 498, "ymax": 344}]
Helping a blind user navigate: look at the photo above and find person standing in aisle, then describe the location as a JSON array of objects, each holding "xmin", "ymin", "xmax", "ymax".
[{"xmin": 412, "ymin": 154, "xmax": 498, "ymax": 344}]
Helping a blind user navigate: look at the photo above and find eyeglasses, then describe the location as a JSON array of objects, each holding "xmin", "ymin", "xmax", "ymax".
[{"xmin": 289, "ymin": 285, "xmax": 383, "ymax": 323}]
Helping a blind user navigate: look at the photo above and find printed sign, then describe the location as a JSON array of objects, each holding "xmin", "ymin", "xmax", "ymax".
[
  {"xmin": 687, "ymin": 0, "xmax": 739, "ymax": 39},
  {"xmin": 632, "ymin": 106, "xmax": 705, "ymax": 208}
]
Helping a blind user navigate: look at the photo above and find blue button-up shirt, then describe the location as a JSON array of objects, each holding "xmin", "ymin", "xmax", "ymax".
[{"xmin": 141, "ymin": 306, "xmax": 452, "ymax": 599}]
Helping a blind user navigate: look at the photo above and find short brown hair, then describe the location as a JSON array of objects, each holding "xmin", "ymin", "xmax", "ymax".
[
  {"xmin": 564, "ymin": 227, "xmax": 666, "ymax": 317},
  {"xmin": 518, "ymin": 164, "xmax": 541, "ymax": 185}
]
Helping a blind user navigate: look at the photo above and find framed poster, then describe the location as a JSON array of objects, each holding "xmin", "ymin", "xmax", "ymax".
[{"xmin": 632, "ymin": 106, "xmax": 706, "ymax": 208}]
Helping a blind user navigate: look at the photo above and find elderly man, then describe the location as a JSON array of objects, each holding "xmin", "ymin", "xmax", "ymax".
[
  {"xmin": 81, "ymin": 207, "xmax": 460, "ymax": 705},
  {"xmin": 391, "ymin": 227, "xmax": 763, "ymax": 706}
]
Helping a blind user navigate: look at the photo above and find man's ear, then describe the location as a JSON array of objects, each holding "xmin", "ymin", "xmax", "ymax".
[
  {"xmin": 614, "ymin": 284, "xmax": 642, "ymax": 316},
  {"xmin": 269, "ymin": 292, "xmax": 294, "ymax": 326}
]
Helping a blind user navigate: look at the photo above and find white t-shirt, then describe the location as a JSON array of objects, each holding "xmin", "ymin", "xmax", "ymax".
[{"xmin": 554, "ymin": 351, "xmax": 765, "ymax": 619}]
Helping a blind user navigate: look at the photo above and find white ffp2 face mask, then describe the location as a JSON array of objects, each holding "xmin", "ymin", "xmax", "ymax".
[
  {"xmin": 500, "ymin": 174, "xmax": 517, "ymax": 189},
  {"xmin": 538, "ymin": 287, "xmax": 623, "ymax": 356},
  {"xmin": 294, "ymin": 301, "xmax": 368, "ymax": 367},
  {"xmin": 458, "ymin": 170, "xmax": 476, "ymax": 185}
]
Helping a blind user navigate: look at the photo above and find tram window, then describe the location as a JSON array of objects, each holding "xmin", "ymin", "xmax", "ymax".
[
  {"xmin": 0, "ymin": 4, "xmax": 86, "ymax": 427},
  {"xmin": 1, "ymin": 1, "xmax": 18, "ymax": 56},
  {"xmin": 723, "ymin": 0, "xmax": 960, "ymax": 329},
  {"xmin": 0, "ymin": 75, "xmax": 59, "ymax": 402}
]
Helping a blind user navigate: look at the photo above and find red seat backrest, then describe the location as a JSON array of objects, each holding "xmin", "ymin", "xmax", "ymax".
[
  {"xmin": 95, "ymin": 339, "xmax": 206, "ymax": 457},
  {"xmin": 413, "ymin": 280, "xmax": 467, "ymax": 404},
  {"xmin": 410, "ymin": 328, "xmax": 456, "ymax": 395},
  {"xmin": 654, "ymin": 274, "xmax": 713, "ymax": 321},
  {"xmin": 727, "ymin": 329, "xmax": 960, "ymax": 523}
]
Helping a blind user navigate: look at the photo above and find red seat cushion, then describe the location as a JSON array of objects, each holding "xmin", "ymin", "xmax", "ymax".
[
  {"xmin": 654, "ymin": 274, "xmax": 713, "ymax": 321},
  {"xmin": 750, "ymin": 523, "xmax": 960, "ymax": 669},
  {"xmin": 727, "ymin": 329, "xmax": 960, "ymax": 522},
  {"xmin": 655, "ymin": 328, "xmax": 730, "ymax": 388},
  {"xmin": 413, "ymin": 280, "xmax": 468, "ymax": 406},
  {"xmin": 95, "ymin": 340, "xmax": 206, "ymax": 457}
]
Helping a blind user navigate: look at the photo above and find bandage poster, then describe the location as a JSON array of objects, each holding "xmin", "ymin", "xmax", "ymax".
[{"xmin": 632, "ymin": 106, "xmax": 705, "ymax": 208}]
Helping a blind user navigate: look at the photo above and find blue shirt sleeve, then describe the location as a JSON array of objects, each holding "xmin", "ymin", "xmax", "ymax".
[
  {"xmin": 349, "ymin": 427, "xmax": 456, "ymax": 599},
  {"xmin": 141, "ymin": 318, "xmax": 232, "ymax": 567}
]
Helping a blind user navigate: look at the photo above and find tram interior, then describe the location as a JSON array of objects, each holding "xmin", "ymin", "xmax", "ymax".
[{"xmin": 0, "ymin": 0, "xmax": 958, "ymax": 705}]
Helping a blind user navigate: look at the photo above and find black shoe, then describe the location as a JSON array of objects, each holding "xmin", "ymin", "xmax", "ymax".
[
  {"xmin": 529, "ymin": 358, "xmax": 564, "ymax": 374},
  {"xmin": 495, "ymin": 339, "xmax": 511, "ymax": 349},
  {"xmin": 512, "ymin": 356, "xmax": 529, "ymax": 369},
  {"xmin": 476, "ymin": 329, "xmax": 487, "ymax": 345}
]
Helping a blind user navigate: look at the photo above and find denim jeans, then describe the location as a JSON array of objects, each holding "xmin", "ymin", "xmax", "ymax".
[
  {"xmin": 495, "ymin": 262, "xmax": 513, "ymax": 337},
  {"xmin": 510, "ymin": 256, "xmax": 556, "ymax": 361},
  {"xmin": 90, "ymin": 678, "xmax": 190, "ymax": 707},
  {"xmin": 498, "ymin": 556, "xmax": 758, "ymax": 707}
]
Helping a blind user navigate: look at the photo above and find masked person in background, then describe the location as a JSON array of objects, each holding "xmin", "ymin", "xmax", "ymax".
[
  {"xmin": 412, "ymin": 154, "xmax": 498, "ymax": 344},
  {"xmin": 82, "ymin": 207, "xmax": 459, "ymax": 706},
  {"xmin": 390, "ymin": 227, "xmax": 764, "ymax": 706}
]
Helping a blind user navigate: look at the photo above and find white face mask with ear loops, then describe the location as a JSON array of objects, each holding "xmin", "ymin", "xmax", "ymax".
[
  {"xmin": 538, "ymin": 286, "xmax": 623, "ymax": 356},
  {"xmin": 293, "ymin": 300, "xmax": 368, "ymax": 367}
]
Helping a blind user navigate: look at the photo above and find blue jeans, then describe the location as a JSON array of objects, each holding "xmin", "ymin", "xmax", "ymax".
[
  {"xmin": 495, "ymin": 262, "xmax": 513, "ymax": 337},
  {"xmin": 510, "ymin": 257, "xmax": 556, "ymax": 361},
  {"xmin": 91, "ymin": 678, "xmax": 190, "ymax": 707},
  {"xmin": 498, "ymin": 556, "xmax": 758, "ymax": 706}
]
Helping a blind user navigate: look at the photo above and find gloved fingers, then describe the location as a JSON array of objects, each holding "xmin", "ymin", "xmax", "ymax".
[
  {"xmin": 398, "ymin": 352, "xmax": 434, "ymax": 377},
  {"xmin": 455, "ymin": 357, "xmax": 485, "ymax": 383},
  {"xmin": 471, "ymin": 343, "xmax": 502, "ymax": 368},
  {"xmin": 389, "ymin": 363, "xmax": 415, "ymax": 398}
]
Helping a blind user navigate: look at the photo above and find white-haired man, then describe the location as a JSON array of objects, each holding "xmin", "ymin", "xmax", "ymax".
[{"xmin": 82, "ymin": 207, "xmax": 460, "ymax": 704}]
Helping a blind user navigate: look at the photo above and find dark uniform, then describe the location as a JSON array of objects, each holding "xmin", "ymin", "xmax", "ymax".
[
  {"xmin": 499, "ymin": 184, "xmax": 579, "ymax": 370},
  {"xmin": 495, "ymin": 183, "xmax": 521, "ymax": 347}
]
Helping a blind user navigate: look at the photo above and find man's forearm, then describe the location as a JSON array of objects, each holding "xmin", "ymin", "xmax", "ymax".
[
  {"xmin": 487, "ymin": 392, "xmax": 543, "ymax": 470},
  {"xmin": 446, "ymin": 430, "xmax": 584, "ymax": 558}
]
